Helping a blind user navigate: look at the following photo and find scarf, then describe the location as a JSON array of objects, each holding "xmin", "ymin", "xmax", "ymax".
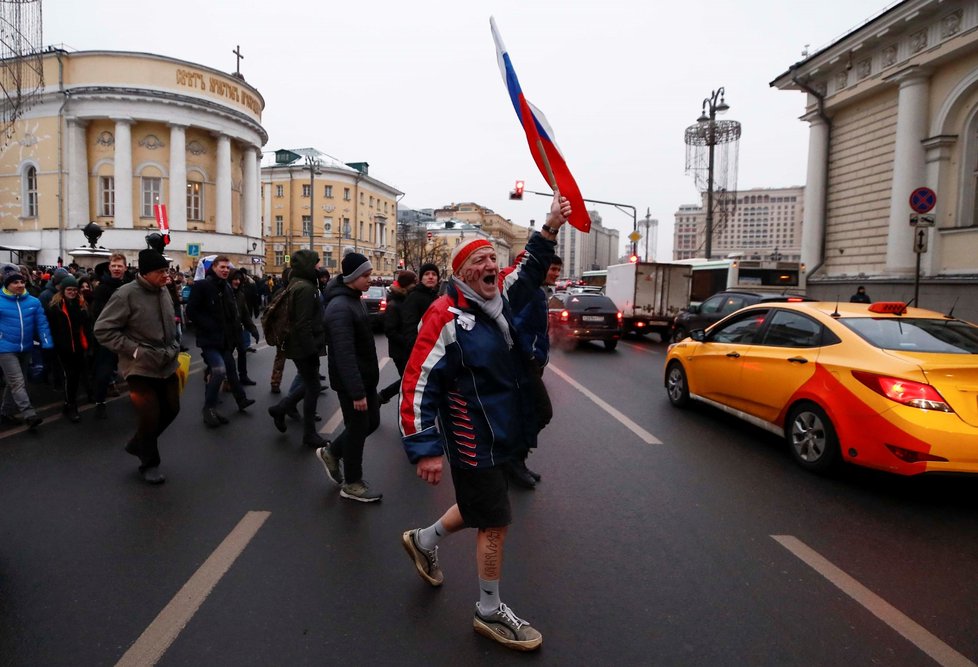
[{"xmin": 453, "ymin": 277, "xmax": 513, "ymax": 348}]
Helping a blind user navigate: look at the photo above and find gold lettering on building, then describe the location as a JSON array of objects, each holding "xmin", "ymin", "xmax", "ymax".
[{"xmin": 174, "ymin": 68, "xmax": 261, "ymax": 116}]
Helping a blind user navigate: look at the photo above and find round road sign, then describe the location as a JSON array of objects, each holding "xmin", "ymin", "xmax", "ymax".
[
  {"xmin": 426, "ymin": 231, "xmax": 433, "ymax": 241},
  {"xmin": 909, "ymin": 187, "xmax": 937, "ymax": 214}
]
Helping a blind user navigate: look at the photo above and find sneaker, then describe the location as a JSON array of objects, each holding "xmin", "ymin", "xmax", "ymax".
[
  {"xmin": 94, "ymin": 403, "xmax": 107, "ymax": 420},
  {"xmin": 202, "ymin": 407, "xmax": 222, "ymax": 428},
  {"xmin": 401, "ymin": 529, "xmax": 443, "ymax": 586},
  {"xmin": 315, "ymin": 446, "xmax": 343, "ymax": 484},
  {"xmin": 506, "ymin": 460, "xmax": 536, "ymax": 490},
  {"xmin": 236, "ymin": 397, "xmax": 256, "ymax": 411},
  {"xmin": 340, "ymin": 480, "xmax": 382, "ymax": 503},
  {"xmin": 141, "ymin": 467, "xmax": 166, "ymax": 485},
  {"xmin": 473, "ymin": 603, "xmax": 542, "ymax": 652},
  {"xmin": 268, "ymin": 406, "xmax": 287, "ymax": 433}
]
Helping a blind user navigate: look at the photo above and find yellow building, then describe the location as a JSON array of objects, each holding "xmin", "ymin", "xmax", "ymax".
[
  {"xmin": 433, "ymin": 202, "xmax": 531, "ymax": 260},
  {"xmin": 0, "ymin": 49, "xmax": 266, "ymax": 269},
  {"xmin": 261, "ymin": 149, "xmax": 403, "ymax": 276}
]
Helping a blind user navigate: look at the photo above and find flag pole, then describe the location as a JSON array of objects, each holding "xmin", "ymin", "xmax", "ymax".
[{"xmin": 535, "ymin": 138, "xmax": 558, "ymax": 194}]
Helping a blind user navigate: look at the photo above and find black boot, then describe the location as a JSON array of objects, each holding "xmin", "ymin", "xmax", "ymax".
[
  {"xmin": 506, "ymin": 459, "xmax": 536, "ymax": 489},
  {"xmin": 302, "ymin": 409, "xmax": 326, "ymax": 448},
  {"xmin": 523, "ymin": 453, "xmax": 541, "ymax": 482},
  {"xmin": 63, "ymin": 403, "xmax": 81, "ymax": 423}
]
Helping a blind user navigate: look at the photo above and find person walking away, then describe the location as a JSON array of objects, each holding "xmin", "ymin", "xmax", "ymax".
[
  {"xmin": 230, "ymin": 270, "xmax": 259, "ymax": 385},
  {"xmin": 90, "ymin": 254, "xmax": 127, "ymax": 418},
  {"xmin": 400, "ymin": 263, "xmax": 441, "ymax": 354},
  {"xmin": 850, "ymin": 285, "xmax": 871, "ymax": 303},
  {"xmin": 378, "ymin": 270, "xmax": 416, "ymax": 404},
  {"xmin": 186, "ymin": 256, "xmax": 255, "ymax": 427},
  {"xmin": 93, "ymin": 249, "xmax": 181, "ymax": 484},
  {"xmin": 268, "ymin": 266, "xmax": 291, "ymax": 394},
  {"xmin": 0, "ymin": 270, "xmax": 53, "ymax": 429},
  {"xmin": 267, "ymin": 249, "xmax": 328, "ymax": 447},
  {"xmin": 46, "ymin": 275, "xmax": 92, "ymax": 422},
  {"xmin": 315, "ymin": 253, "xmax": 382, "ymax": 503},
  {"xmin": 398, "ymin": 194, "xmax": 570, "ymax": 651}
]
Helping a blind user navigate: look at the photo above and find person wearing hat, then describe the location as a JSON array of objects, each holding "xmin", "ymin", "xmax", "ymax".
[
  {"xmin": 398, "ymin": 193, "xmax": 571, "ymax": 651},
  {"xmin": 94, "ymin": 249, "xmax": 181, "ymax": 484},
  {"xmin": 378, "ymin": 269, "xmax": 416, "ymax": 405},
  {"xmin": 313, "ymin": 252, "xmax": 383, "ymax": 502},
  {"xmin": 46, "ymin": 274, "xmax": 93, "ymax": 422},
  {"xmin": 0, "ymin": 270, "xmax": 53, "ymax": 429},
  {"xmin": 400, "ymin": 262, "xmax": 441, "ymax": 355},
  {"xmin": 90, "ymin": 253, "xmax": 128, "ymax": 418}
]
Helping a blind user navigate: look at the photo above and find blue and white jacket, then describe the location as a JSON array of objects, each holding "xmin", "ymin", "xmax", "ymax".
[
  {"xmin": 0, "ymin": 288, "xmax": 53, "ymax": 353},
  {"xmin": 399, "ymin": 232, "xmax": 555, "ymax": 469}
]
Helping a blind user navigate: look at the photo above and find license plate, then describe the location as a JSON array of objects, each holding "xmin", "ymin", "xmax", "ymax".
[{"xmin": 582, "ymin": 315, "xmax": 604, "ymax": 322}]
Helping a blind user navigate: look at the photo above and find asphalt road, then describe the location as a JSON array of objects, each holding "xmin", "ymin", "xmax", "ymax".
[{"xmin": 1, "ymin": 334, "xmax": 976, "ymax": 666}]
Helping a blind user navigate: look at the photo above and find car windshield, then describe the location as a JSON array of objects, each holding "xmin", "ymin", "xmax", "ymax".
[
  {"xmin": 564, "ymin": 295, "xmax": 616, "ymax": 311},
  {"xmin": 366, "ymin": 286, "xmax": 386, "ymax": 298},
  {"xmin": 840, "ymin": 317, "xmax": 978, "ymax": 354}
]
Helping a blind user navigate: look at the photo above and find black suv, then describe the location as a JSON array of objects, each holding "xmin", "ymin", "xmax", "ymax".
[{"xmin": 670, "ymin": 290, "xmax": 810, "ymax": 342}]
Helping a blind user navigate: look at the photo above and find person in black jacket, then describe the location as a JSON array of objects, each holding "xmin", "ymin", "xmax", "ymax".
[
  {"xmin": 186, "ymin": 256, "xmax": 255, "ymax": 427},
  {"xmin": 378, "ymin": 270, "xmax": 416, "ymax": 404},
  {"xmin": 46, "ymin": 276, "xmax": 92, "ymax": 422},
  {"xmin": 90, "ymin": 253, "xmax": 128, "ymax": 418},
  {"xmin": 267, "ymin": 249, "xmax": 328, "ymax": 447},
  {"xmin": 400, "ymin": 263, "xmax": 440, "ymax": 353},
  {"xmin": 314, "ymin": 252, "xmax": 382, "ymax": 503},
  {"xmin": 231, "ymin": 270, "xmax": 260, "ymax": 385}
]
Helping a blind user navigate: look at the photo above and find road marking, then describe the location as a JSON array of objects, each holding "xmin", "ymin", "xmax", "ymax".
[
  {"xmin": 772, "ymin": 535, "xmax": 977, "ymax": 667},
  {"xmin": 320, "ymin": 358, "xmax": 391, "ymax": 436},
  {"xmin": 621, "ymin": 340, "xmax": 665, "ymax": 355},
  {"xmin": 548, "ymin": 363, "xmax": 662, "ymax": 445},
  {"xmin": 116, "ymin": 511, "xmax": 271, "ymax": 667}
]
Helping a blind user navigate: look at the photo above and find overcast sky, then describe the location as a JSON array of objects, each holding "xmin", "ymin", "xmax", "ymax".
[{"xmin": 45, "ymin": 0, "xmax": 894, "ymax": 260}]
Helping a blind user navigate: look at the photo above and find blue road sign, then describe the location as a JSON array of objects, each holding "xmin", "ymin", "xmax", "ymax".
[
  {"xmin": 187, "ymin": 243, "xmax": 201, "ymax": 258},
  {"xmin": 909, "ymin": 187, "xmax": 936, "ymax": 214}
]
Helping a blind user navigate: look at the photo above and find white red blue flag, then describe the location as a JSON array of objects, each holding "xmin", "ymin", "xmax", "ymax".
[{"xmin": 490, "ymin": 17, "xmax": 591, "ymax": 232}]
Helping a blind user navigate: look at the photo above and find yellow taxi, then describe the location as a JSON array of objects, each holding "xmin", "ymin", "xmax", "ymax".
[{"xmin": 664, "ymin": 300, "xmax": 978, "ymax": 475}]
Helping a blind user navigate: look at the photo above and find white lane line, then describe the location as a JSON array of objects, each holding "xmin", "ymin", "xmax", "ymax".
[
  {"xmin": 772, "ymin": 535, "xmax": 977, "ymax": 667},
  {"xmin": 547, "ymin": 363, "xmax": 662, "ymax": 445},
  {"xmin": 115, "ymin": 511, "xmax": 271, "ymax": 667},
  {"xmin": 621, "ymin": 340, "xmax": 665, "ymax": 355},
  {"xmin": 319, "ymin": 358, "xmax": 391, "ymax": 436}
]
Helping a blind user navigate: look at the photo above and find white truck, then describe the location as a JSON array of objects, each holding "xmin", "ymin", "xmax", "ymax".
[{"xmin": 604, "ymin": 261, "xmax": 691, "ymax": 340}]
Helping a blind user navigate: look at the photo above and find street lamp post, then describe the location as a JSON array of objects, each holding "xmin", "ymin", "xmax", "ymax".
[
  {"xmin": 306, "ymin": 155, "xmax": 321, "ymax": 251},
  {"xmin": 698, "ymin": 88, "xmax": 729, "ymax": 261}
]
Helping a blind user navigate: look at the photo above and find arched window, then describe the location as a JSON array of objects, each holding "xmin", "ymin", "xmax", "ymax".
[{"xmin": 23, "ymin": 165, "xmax": 38, "ymax": 217}]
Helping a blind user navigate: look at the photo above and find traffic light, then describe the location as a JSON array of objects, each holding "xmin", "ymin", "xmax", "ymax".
[
  {"xmin": 629, "ymin": 254, "xmax": 638, "ymax": 264},
  {"xmin": 509, "ymin": 179, "xmax": 525, "ymax": 200}
]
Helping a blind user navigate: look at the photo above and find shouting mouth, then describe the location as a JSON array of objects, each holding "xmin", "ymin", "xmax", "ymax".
[{"xmin": 483, "ymin": 273, "xmax": 497, "ymax": 285}]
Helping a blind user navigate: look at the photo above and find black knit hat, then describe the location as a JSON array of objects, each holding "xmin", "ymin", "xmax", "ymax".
[
  {"xmin": 419, "ymin": 262, "xmax": 440, "ymax": 279},
  {"xmin": 3, "ymin": 272, "xmax": 25, "ymax": 288},
  {"xmin": 342, "ymin": 253, "xmax": 372, "ymax": 283},
  {"xmin": 138, "ymin": 249, "xmax": 169, "ymax": 275}
]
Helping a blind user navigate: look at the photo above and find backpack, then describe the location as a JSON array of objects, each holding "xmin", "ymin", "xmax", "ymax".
[{"xmin": 261, "ymin": 285, "xmax": 293, "ymax": 347}]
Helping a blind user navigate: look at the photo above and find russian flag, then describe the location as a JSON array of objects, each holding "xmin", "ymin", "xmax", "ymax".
[{"xmin": 491, "ymin": 17, "xmax": 591, "ymax": 233}]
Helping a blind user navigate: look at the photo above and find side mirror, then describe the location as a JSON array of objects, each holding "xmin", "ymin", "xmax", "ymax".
[{"xmin": 691, "ymin": 329, "xmax": 706, "ymax": 342}]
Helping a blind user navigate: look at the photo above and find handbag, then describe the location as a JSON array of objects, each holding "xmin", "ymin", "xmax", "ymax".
[{"xmin": 175, "ymin": 351, "xmax": 192, "ymax": 393}]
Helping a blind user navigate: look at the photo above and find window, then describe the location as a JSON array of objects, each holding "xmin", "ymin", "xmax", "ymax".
[
  {"xmin": 324, "ymin": 217, "xmax": 333, "ymax": 233},
  {"xmin": 275, "ymin": 216, "xmax": 283, "ymax": 236},
  {"xmin": 324, "ymin": 250, "xmax": 334, "ymax": 268},
  {"xmin": 187, "ymin": 181, "xmax": 203, "ymax": 221},
  {"xmin": 100, "ymin": 176, "xmax": 115, "ymax": 217},
  {"xmin": 24, "ymin": 166, "xmax": 38, "ymax": 217},
  {"xmin": 360, "ymin": 192, "xmax": 364, "ymax": 204},
  {"xmin": 274, "ymin": 250, "xmax": 284, "ymax": 266},
  {"xmin": 276, "ymin": 185, "xmax": 284, "ymax": 198},
  {"xmin": 142, "ymin": 177, "xmax": 163, "ymax": 217},
  {"xmin": 709, "ymin": 310, "xmax": 769, "ymax": 345},
  {"xmin": 325, "ymin": 185, "xmax": 333, "ymax": 198},
  {"xmin": 760, "ymin": 311, "xmax": 824, "ymax": 348},
  {"xmin": 342, "ymin": 217, "xmax": 351, "ymax": 239},
  {"xmin": 369, "ymin": 196, "xmax": 374, "ymax": 208},
  {"xmin": 359, "ymin": 220, "xmax": 364, "ymax": 240},
  {"xmin": 343, "ymin": 188, "xmax": 350, "ymax": 201},
  {"xmin": 302, "ymin": 215, "xmax": 312, "ymax": 236},
  {"xmin": 302, "ymin": 184, "xmax": 311, "ymax": 198}
]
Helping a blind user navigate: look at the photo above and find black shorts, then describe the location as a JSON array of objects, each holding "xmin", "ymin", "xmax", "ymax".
[{"xmin": 450, "ymin": 465, "xmax": 511, "ymax": 529}]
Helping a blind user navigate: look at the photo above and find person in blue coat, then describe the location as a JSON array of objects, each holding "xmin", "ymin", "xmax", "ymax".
[{"xmin": 0, "ymin": 270, "xmax": 53, "ymax": 428}]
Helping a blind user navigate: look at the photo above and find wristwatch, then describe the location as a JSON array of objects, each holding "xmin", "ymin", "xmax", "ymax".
[{"xmin": 541, "ymin": 223, "xmax": 558, "ymax": 235}]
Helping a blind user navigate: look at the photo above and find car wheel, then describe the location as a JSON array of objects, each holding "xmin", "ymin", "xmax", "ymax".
[
  {"xmin": 665, "ymin": 361, "xmax": 690, "ymax": 408},
  {"xmin": 604, "ymin": 339, "xmax": 618, "ymax": 351},
  {"xmin": 785, "ymin": 402, "xmax": 840, "ymax": 473},
  {"xmin": 671, "ymin": 326, "xmax": 688, "ymax": 343}
]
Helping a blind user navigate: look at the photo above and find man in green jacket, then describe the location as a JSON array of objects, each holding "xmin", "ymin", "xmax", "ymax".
[{"xmin": 267, "ymin": 249, "xmax": 328, "ymax": 448}]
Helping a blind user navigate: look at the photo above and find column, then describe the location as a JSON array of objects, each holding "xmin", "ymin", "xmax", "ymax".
[
  {"xmin": 800, "ymin": 113, "xmax": 829, "ymax": 271},
  {"xmin": 66, "ymin": 118, "xmax": 90, "ymax": 228},
  {"xmin": 885, "ymin": 69, "xmax": 930, "ymax": 275},
  {"xmin": 216, "ymin": 134, "xmax": 232, "ymax": 235},
  {"xmin": 112, "ymin": 118, "xmax": 134, "ymax": 228},
  {"xmin": 242, "ymin": 145, "xmax": 260, "ymax": 238},
  {"xmin": 168, "ymin": 124, "xmax": 187, "ymax": 231}
]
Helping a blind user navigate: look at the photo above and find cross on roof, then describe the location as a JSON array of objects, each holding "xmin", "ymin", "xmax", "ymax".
[{"xmin": 233, "ymin": 45, "xmax": 244, "ymax": 76}]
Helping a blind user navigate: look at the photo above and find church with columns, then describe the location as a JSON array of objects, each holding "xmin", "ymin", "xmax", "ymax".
[
  {"xmin": 0, "ymin": 48, "xmax": 266, "ymax": 271},
  {"xmin": 772, "ymin": 0, "xmax": 978, "ymax": 321}
]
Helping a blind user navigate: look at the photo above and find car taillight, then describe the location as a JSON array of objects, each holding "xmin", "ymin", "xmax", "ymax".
[
  {"xmin": 560, "ymin": 310, "xmax": 569, "ymax": 322},
  {"xmin": 852, "ymin": 370, "xmax": 953, "ymax": 412},
  {"xmin": 616, "ymin": 311, "xmax": 623, "ymax": 322},
  {"xmin": 380, "ymin": 300, "xmax": 387, "ymax": 312}
]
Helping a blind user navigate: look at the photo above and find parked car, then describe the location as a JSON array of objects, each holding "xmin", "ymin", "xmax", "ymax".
[
  {"xmin": 548, "ymin": 292, "xmax": 622, "ymax": 351},
  {"xmin": 362, "ymin": 285, "xmax": 387, "ymax": 331},
  {"xmin": 664, "ymin": 300, "xmax": 978, "ymax": 476},
  {"xmin": 670, "ymin": 290, "xmax": 811, "ymax": 342}
]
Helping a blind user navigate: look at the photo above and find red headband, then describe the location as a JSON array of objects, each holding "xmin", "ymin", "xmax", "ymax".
[{"xmin": 451, "ymin": 239, "xmax": 493, "ymax": 273}]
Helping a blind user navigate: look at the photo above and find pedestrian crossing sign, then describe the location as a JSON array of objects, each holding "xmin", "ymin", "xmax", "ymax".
[{"xmin": 186, "ymin": 243, "xmax": 201, "ymax": 258}]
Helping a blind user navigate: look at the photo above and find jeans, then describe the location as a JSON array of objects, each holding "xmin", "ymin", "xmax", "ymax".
[
  {"xmin": 0, "ymin": 351, "xmax": 37, "ymax": 418},
  {"xmin": 93, "ymin": 345, "xmax": 118, "ymax": 403},
  {"xmin": 201, "ymin": 346, "xmax": 244, "ymax": 408},
  {"xmin": 276, "ymin": 355, "xmax": 321, "ymax": 436},
  {"xmin": 125, "ymin": 374, "xmax": 180, "ymax": 471},
  {"xmin": 330, "ymin": 388, "xmax": 380, "ymax": 483},
  {"xmin": 236, "ymin": 330, "xmax": 251, "ymax": 381}
]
